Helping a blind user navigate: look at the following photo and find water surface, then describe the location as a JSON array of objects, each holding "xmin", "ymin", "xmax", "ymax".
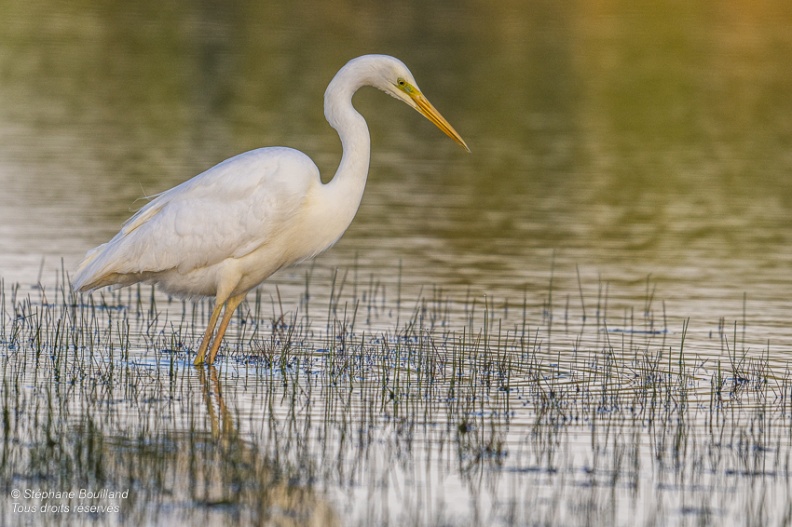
[{"xmin": 1, "ymin": 0, "xmax": 792, "ymax": 525}]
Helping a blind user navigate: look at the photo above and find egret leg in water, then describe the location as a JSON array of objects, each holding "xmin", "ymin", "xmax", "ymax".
[{"xmin": 73, "ymin": 54, "xmax": 469, "ymax": 366}]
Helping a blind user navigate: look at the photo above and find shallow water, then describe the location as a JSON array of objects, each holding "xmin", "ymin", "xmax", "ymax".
[
  {"xmin": 2, "ymin": 280, "xmax": 791, "ymax": 526},
  {"xmin": 2, "ymin": 0, "xmax": 792, "ymax": 525}
]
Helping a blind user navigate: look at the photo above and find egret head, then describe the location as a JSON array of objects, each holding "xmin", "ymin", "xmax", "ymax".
[{"xmin": 340, "ymin": 55, "xmax": 470, "ymax": 152}]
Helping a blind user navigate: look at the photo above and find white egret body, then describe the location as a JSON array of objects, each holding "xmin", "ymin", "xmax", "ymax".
[{"xmin": 73, "ymin": 54, "xmax": 468, "ymax": 366}]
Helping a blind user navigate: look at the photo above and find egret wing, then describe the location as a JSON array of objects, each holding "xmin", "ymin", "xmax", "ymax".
[{"xmin": 74, "ymin": 147, "xmax": 319, "ymax": 289}]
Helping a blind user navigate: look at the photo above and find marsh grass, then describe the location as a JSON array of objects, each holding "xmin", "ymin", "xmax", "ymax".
[{"xmin": 1, "ymin": 266, "xmax": 791, "ymax": 526}]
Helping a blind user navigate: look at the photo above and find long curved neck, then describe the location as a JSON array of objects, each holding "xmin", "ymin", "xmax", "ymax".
[{"xmin": 322, "ymin": 63, "xmax": 372, "ymax": 222}]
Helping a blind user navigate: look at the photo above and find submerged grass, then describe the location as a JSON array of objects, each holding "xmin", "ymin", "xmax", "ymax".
[{"xmin": 1, "ymin": 266, "xmax": 791, "ymax": 526}]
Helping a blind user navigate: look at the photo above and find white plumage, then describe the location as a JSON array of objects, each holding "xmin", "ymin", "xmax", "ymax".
[
  {"xmin": 76, "ymin": 148, "xmax": 323, "ymax": 296},
  {"xmin": 74, "ymin": 54, "xmax": 468, "ymax": 366}
]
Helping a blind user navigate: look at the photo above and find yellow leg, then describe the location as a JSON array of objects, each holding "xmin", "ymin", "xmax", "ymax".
[
  {"xmin": 205, "ymin": 293, "xmax": 246, "ymax": 366},
  {"xmin": 194, "ymin": 301, "xmax": 224, "ymax": 366}
]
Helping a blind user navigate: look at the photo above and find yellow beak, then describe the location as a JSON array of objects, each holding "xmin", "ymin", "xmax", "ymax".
[{"xmin": 410, "ymin": 92, "xmax": 470, "ymax": 153}]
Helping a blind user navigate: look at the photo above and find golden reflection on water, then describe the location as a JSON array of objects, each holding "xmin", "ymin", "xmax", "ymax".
[
  {"xmin": 0, "ymin": 0, "xmax": 789, "ymax": 365},
  {"xmin": 0, "ymin": 1, "xmax": 790, "ymax": 354},
  {"xmin": 2, "ymin": 1, "xmax": 789, "ymax": 304}
]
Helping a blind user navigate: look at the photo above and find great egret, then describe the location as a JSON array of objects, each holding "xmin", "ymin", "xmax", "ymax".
[{"xmin": 73, "ymin": 54, "xmax": 469, "ymax": 366}]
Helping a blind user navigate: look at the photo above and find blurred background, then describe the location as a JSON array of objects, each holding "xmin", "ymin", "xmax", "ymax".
[{"xmin": 1, "ymin": 0, "xmax": 791, "ymax": 334}]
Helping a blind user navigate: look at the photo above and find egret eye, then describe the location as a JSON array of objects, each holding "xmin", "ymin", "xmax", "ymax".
[{"xmin": 396, "ymin": 78, "xmax": 413, "ymax": 93}]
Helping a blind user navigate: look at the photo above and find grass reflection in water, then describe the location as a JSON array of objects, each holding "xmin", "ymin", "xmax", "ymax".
[{"xmin": 1, "ymin": 268, "xmax": 790, "ymax": 526}]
